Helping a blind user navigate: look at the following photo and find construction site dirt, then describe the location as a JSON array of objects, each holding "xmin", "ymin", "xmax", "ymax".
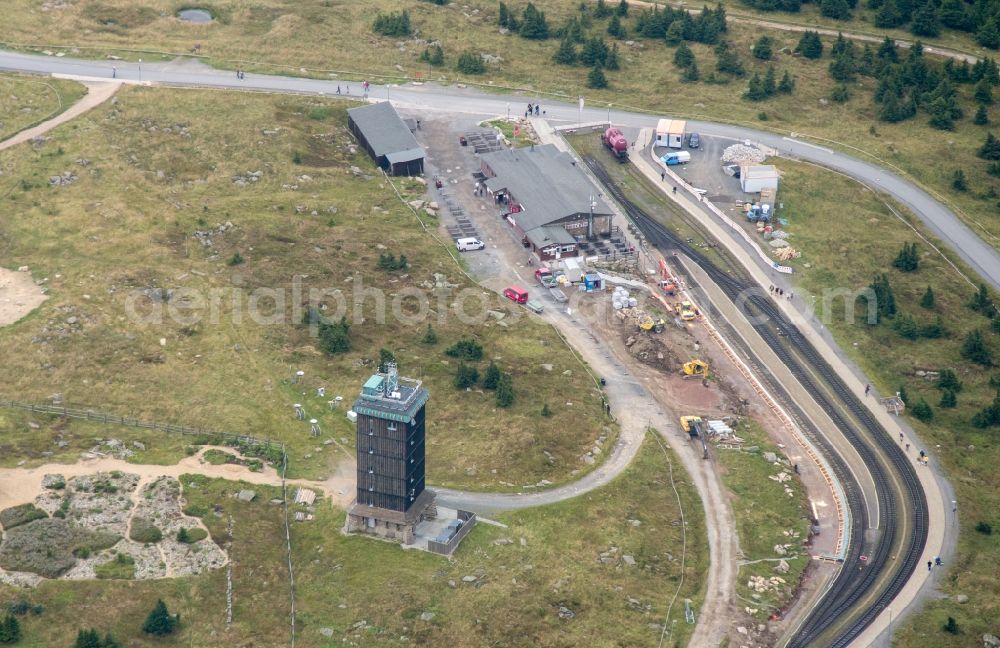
[{"xmin": 410, "ymin": 110, "xmax": 841, "ymax": 645}]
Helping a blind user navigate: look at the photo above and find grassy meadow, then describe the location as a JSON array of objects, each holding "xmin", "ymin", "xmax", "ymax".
[
  {"xmin": 768, "ymin": 159, "xmax": 1000, "ymax": 646},
  {"xmin": 0, "ymin": 73, "xmax": 86, "ymax": 141},
  {"xmin": 0, "ymin": 84, "xmax": 613, "ymax": 489},
  {"xmin": 0, "ymin": 434, "xmax": 708, "ymax": 647}
]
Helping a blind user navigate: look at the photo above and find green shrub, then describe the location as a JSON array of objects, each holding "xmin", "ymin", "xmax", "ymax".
[
  {"xmin": 5, "ymin": 600, "xmax": 43, "ymax": 617},
  {"xmin": 129, "ymin": 518, "xmax": 163, "ymax": 544},
  {"xmin": 587, "ymin": 65, "xmax": 608, "ymax": 89},
  {"xmin": 961, "ymin": 329, "xmax": 993, "ymax": 366},
  {"xmin": 422, "ymin": 324, "xmax": 438, "ymax": 345},
  {"xmin": 182, "ymin": 503, "xmax": 209, "ymax": 518},
  {"xmin": 372, "ymin": 10, "xmax": 411, "ymax": 36},
  {"xmin": 936, "ymin": 369, "xmax": 963, "ymax": 392},
  {"xmin": 0, "ymin": 504, "xmax": 48, "ymax": 530},
  {"xmin": 95, "ymin": 553, "xmax": 136, "ymax": 579},
  {"xmin": 483, "ymin": 361, "xmax": 501, "ymax": 390},
  {"xmin": 0, "ymin": 519, "xmax": 118, "ymax": 578},
  {"xmin": 228, "ymin": 252, "xmax": 244, "ymax": 266},
  {"xmin": 976, "ymin": 521, "xmax": 993, "ymax": 534},
  {"xmin": 445, "ymin": 338, "xmax": 484, "ymax": 361},
  {"xmin": 496, "ymin": 373, "xmax": 515, "ymax": 408},
  {"xmin": 0, "ymin": 614, "xmax": 21, "ymax": 644},
  {"xmin": 454, "ymin": 363, "xmax": 479, "ymax": 389},
  {"xmin": 456, "ymin": 51, "xmax": 486, "ymax": 74},
  {"xmin": 177, "ymin": 527, "xmax": 208, "ymax": 544},
  {"xmin": 142, "ymin": 599, "xmax": 178, "ymax": 636},
  {"xmin": 377, "ymin": 253, "xmax": 408, "ymax": 271},
  {"xmin": 911, "ymin": 398, "xmax": 934, "ymax": 422},
  {"xmin": 202, "ymin": 449, "xmax": 237, "ymax": 465}
]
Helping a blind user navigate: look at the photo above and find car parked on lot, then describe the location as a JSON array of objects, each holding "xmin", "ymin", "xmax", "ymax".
[
  {"xmin": 503, "ymin": 286, "xmax": 528, "ymax": 304},
  {"xmin": 455, "ymin": 237, "xmax": 485, "ymax": 251},
  {"xmin": 688, "ymin": 132, "xmax": 700, "ymax": 148}
]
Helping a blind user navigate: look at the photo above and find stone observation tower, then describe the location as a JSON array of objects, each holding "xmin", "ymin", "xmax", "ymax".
[{"xmin": 345, "ymin": 363, "xmax": 434, "ymax": 544}]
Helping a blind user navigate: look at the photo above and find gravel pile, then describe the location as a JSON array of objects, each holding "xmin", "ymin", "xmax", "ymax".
[{"xmin": 721, "ymin": 143, "xmax": 766, "ymax": 164}]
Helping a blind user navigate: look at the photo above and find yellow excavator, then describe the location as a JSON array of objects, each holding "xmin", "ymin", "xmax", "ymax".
[
  {"xmin": 681, "ymin": 359, "xmax": 709, "ymax": 379},
  {"xmin": 680, "ymin": 300, "xmax": 698, "ymax": 321}
]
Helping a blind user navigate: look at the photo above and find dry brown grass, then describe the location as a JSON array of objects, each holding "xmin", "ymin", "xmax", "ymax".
[
  {"xmin": 0, "ymin": 85, "xmax": 612, "ymax": 489},
  {"xmin": 1, "ymin": 1, "xmax": 995, "ymax": 246},
  {"xmin": 0, "ymin": 73, "xmax": 86, "ymax": 141},
  {"xmin": 0, "ymin": 437, "xmax": 706, "ymax": 646}
]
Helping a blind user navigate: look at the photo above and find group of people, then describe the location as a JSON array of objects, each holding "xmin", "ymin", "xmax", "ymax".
[
  {"xmin": 235, "ymin": 69, "xmax": 246, "ymax": 80},
  {"xmin": 473, "ymin": 181, "xmax": 486, "ymax": 197},
  {"xmin": 769, "ymin": 285, "xmax": 792, "ymax": 300},
  {"xmin": 334, "ymin": 80, "xmax": 370, "ymax": 96},
  {"xmin": 525, "ymin": 103, "xmax": 541, "ymax": 118}
]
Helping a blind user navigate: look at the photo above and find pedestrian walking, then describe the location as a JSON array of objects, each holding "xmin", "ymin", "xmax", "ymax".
[
  {"xmin": 474, "ymin": 181, "xmax": 480, "ymax": 195},
  {"xmin": 236, "ymin": 69, "xmax": 240, "ymax": 79},
  {"xmin": 935, "ymin": 556, "xmax": 942, "ymax": 566},
  {"xmin": 865, "ymin": 384, "xmax": 870, "ymax": 396},
  {"xmin": 535, "ymin": 104, "xmax": 540, "ymax": 115},
  {"xmin": 927, "ymin": 560, "xmax": 932, "ymax": 571},
  {"xmin": 112, "ymin": 65, "xmax": 116, "ymax": 79},
  {"xmin": 672, "ymin": 186, "xmax": 677, "ymax": 194},
  {"xmin": 900, "ymin": 433, "xmax": 904, "ymax": 443},
  {"xmin": 661, "ymin": 171, "xmax": 666, "ymax": 181},
  {"xmin": 336, "ymin": 85, "xmax": 341, "ymax": 94},
  {"xmin": 905, "ymin": 443, "xmax": 910, "ymax": 452},
  {"xmin": 527, "ymin": 102, "xmax": 532, "ymax": 115}
]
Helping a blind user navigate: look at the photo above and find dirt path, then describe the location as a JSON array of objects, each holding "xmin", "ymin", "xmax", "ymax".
[
  {"xmin": 0, "ymin": 80, "xmax": 119, "ymax": 153},
  {"xmin": 0, "ymin": 446, "xmax": 355, "ymax": 516},
  {"xmin": 0, "ymin": 268, "xmax": 47, "ymax": 327},
  {"xmin": 413, "ymin": 112, "xmax": 742, "ymax": 648},
  {"xmin": 0, "ymin": 82, "xmax": 121, "ymax": 326}
]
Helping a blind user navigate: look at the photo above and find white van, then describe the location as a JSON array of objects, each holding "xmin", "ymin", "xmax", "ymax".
[{"xmin": 455, "ymin": 237, "xmax": 485, "ymax": 251}]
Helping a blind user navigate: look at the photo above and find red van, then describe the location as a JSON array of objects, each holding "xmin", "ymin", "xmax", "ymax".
[{"xmin": 503, "ymin": 286, "xmax": 528, "ymax": 304}]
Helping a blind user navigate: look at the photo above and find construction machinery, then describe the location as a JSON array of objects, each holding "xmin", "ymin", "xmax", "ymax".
[
  {"xmin": 680, "ymin": 300, "xmax": 698, "ymax": 321},
  {"xmin": 639, "ymin": 315, "xmax": 666, "ymax": 333},
  {"xmin": 679, "ymin": 415, "xmax": 703, "ymax": 438},
  {"xmin": 657, "ymin": 259, "xmax": 677, "ymax": 296},
  {"xmin": 679, "ymin": 415, "xmax": 710, "ymax": 459},
  {"xmin": 681, "ymin": 359, "xmax": 709, "ymax": 379}
]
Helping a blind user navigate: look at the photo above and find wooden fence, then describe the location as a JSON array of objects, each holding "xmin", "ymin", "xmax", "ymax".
[{"xmin": 0, "ymin": 399, "xmax": 277, "ymax": 451}]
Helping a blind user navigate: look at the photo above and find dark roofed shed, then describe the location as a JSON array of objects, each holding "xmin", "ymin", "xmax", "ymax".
[{"xmin": 347, "ymin": 102, "xmax": 425, "ymax": 176}]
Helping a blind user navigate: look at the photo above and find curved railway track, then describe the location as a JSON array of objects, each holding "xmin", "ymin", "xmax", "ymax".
[{"xmin": 584, "ymin": 156, "xmax": 929, "ymax": 647}]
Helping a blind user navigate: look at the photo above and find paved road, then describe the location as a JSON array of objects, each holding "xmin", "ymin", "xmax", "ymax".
[
  {"xmin": 1, "ymin": 49, "xmax": 997, "ymax": 291},
  {"xmin": 0, "ymin": 49, "xmax": 970, "ymax": 646}
]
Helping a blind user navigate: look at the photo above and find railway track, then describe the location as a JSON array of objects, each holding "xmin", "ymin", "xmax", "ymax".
[{"xmin": 584, "ymin": 156, "xmax": 929, "ymax": 647}]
